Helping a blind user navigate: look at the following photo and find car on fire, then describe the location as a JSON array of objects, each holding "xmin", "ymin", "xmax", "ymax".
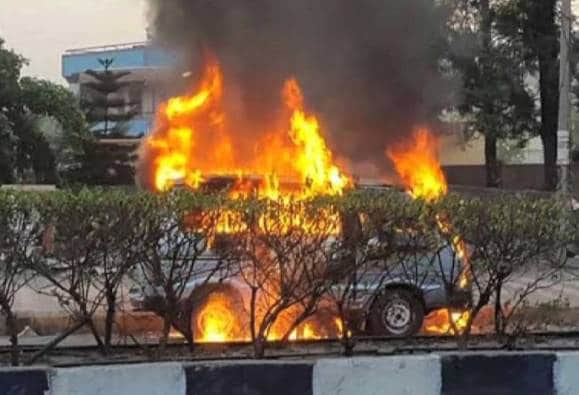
[{"xmin": 128, "ymin": 177, "xmax": 472, "ymax": 338}]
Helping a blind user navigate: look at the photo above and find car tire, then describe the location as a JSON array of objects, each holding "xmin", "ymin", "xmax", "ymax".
[
  {"xmin": 367, "ymin": 288, "xmax": 424, "ymax": 337},
  {"xmin": 190, "ymin": 286, "xmax": 246, "ymax": 342}
]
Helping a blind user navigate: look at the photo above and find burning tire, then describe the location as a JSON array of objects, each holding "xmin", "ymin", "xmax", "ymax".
[
  {"xmin": 190, "ymin": 286, "xmax": 248, "ymax": 343},
  {"xmin": 367, "ymin": 288, "xmax": 424, "ymax": 337}
]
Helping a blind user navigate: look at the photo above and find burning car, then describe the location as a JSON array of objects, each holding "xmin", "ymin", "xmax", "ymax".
[
  {"xmin": 129, "ymin": 247, "xmax": 470, "ymax": 339},
  {"xmin": 128, "ymin": 176, "xmax": 471, "ymax": 339},
  {"xmin": 129, "ymin": 58, "xmax": 472, "ymax": 340}
]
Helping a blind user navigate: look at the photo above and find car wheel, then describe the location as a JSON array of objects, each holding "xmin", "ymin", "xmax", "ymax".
[
  {"xmin": 190, "ymin": 286, "xmax": 246, "ymax": 342},
  {"xmin": 367, "ymin": 288, "xmax": 424, "ymax": 337}
]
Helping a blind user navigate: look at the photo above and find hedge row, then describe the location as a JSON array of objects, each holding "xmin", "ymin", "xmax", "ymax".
[{"xmin": 0, "ymin": 188, "xmax": 572, "ymax": 364}]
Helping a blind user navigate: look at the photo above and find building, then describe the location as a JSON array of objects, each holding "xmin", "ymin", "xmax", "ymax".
[{"xmin": 62, "ymin": 41, "xmax": 180, "ymax": 138}]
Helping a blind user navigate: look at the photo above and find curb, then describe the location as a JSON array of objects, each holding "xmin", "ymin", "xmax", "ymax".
[{"xmin": 0, "ymin": 352, "xmax": 577, "ymax": 394}]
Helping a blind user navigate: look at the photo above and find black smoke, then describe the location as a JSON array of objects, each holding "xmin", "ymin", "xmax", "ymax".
[{"xmin": 147, "ymin": 0, "xmax": 453, "ymax": 178}]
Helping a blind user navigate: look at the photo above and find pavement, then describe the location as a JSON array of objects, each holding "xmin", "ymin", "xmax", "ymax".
[
  {"xmin": 501, "ymin": 259, "xmax": 579, "ymax": 307},
  {"xmin": 13, "ymin": 276, "xmax": 135, "ymax": 316}
]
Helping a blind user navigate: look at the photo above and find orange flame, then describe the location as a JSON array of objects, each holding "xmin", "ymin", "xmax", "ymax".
[
  {"xmin": 141, "ymin": 59, "xmax": 350, "ymax": 198},
  {"xmin": 387, "ymin": 128, "xmax": 447, "ymax": 201},
  {"xmin": 284, "ymin": 79, "xmax": 350, "ymax": 196},
  {"xmin": 195, "ymin": 291, "xmax": 245, "ymax": 343},
  {"xmin": 193, "ymin": 289, "xmax": 345, "ymax": 343},
  {"xmin": 424, "ymin": 309, "xmax": 469, "ymax": 335},
  {"xmin": 146, "ymin": 61, "xmax": 230, "ymax": 192},
  {"xmin": 140, "ymin": 58, "xmax": 351, "ymax": 343},
  {"xmin": 387, "ymin": 129, "xmax": 472, "ymax": 333}
]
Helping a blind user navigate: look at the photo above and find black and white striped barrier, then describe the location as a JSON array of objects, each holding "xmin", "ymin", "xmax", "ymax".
[{"xmin": 2, "ymin": 352, "xmax": 579, "ymax": 395}]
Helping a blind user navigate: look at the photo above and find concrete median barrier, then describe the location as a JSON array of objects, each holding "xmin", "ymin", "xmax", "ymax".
[
  {"xmin": 185, "ymin": 361, "xmax": 313, "ymax": 395},
  {"xmin": 51, "ymin": 362, "xmax": 185, "ymax": 395},
  {"xmin": 441, "ymin": 353, "xmax": 555, "ymax": 395},
  {"xmin": 0, "ymin": 368, "xmax": 49, "ymax": 395},
  {"xmin": 1, "ymin": 352, "xmax": 579, "ymax": 394},
  {"xmin": 313, "ymin": 355, "xmax": 440, "ymax": 395},
  {"xmin": 554, "ymin": 352, "xmax": 579, "ymax": 395}
]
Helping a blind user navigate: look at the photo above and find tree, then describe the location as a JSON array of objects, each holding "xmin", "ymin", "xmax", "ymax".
[
  {"xmin": 74, "ymin": 58, "xmax": 140, "ymax": 185},
  {"xmin": 31, "ymin": 190, "xmax": 109, "ymax": 354},
  {"xmin": 494, "ymin": 0, "xmax": 560, "ymax": 190},
  {"xmin": 0, "ymin": 115, "xmax": 16, "ymax": 184},
  {"xmin": 324, "ymin": 191, "xmax": 434, "ymax": 354},
  {"xmin": 0, "ymin": 38, "xmax": 26, "ymax": 184},
  {"xmin": 84, "ymin": 190, "xmax": 153, "ymax": 350},
  {"xmin": 446, "ymin": 0, "xmax": 538, "ymax": 188},
  {"xmin": 67, "ymin": 140, "xmax": 137, "ymax": 186},
  {"xmin": 16, "ymin": 78, "xmax": 90, "ymax": 184},
  {"xmin": 0, "ymin": 37, "xmax": 89, "ymax": 185},
  {"xmin": 81, "ymin": 58, "xmax": 139, "ymax": 138}
]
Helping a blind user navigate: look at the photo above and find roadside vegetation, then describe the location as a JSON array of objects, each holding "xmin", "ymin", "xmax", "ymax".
[{"xmin": 0, "ymin": 188, "xmax": 572, "ymax": 365}]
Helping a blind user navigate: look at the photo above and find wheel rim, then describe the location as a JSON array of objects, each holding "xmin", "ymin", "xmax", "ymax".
[{"xmin": 382, "ymin": 298, "xmax": 412, "ymax": 335}]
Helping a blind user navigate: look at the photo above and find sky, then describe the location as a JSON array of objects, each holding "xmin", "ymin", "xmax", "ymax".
[
  {"xmin": 0, "ymin": 1, "xmax": 578, "ymax": 85},
  {"xmin": 0, "ymin": 0, "xmax": 148, "ymax": 84}
]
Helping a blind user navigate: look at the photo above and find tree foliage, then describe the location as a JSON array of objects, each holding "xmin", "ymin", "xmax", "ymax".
[
  {"xmin": 19, "ymin": 77, "xmax": 88, "ymax": 151},
  {"xmin": 493, "ymin": 0, "xmax": 560, "ymax": 190},
  {"xmin": 445, "ymin": 0, "xmax": 563, "ymax": 190},
  {"xmin": 0, "ymin": 38, "xmax": 26, "ymax": 184},
  {"xmin": 81, "ymin": 58, "xmax": 139, "ymax": 138},
  {"xmin": 445, "ymin": 0, "xmax": 538, "ymax": 188},
  {"xmin": 0, "ymin": 37, "xmax": 89, "ymax": 186},
  {"xmin": 70, "ymin": 58, "xmax": 140, "ymax": 186}
]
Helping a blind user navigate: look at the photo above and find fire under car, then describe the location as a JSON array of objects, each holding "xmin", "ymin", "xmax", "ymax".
[{"xmin": 128, "ymin": 176, "xmax": 472, "ymax": 338}]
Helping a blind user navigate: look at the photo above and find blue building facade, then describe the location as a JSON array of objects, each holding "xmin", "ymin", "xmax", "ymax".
[{"xmin": 62, "ymin": 42, "xmax": 180, "ymax": 137}]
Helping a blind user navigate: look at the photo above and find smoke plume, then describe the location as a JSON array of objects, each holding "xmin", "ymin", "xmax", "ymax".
[{"xmin": 146, "ymin": 0, "xmax": 452, "ymax": 178}]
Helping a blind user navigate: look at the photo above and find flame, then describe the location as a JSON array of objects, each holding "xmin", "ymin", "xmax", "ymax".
[
  {"xmin": 146, "ymin": 61, "xmax": 229, "ymax": 192},
  {"xmin": 334, "ymin": 317, "xmax": 352, "ymax": 338},
  {"xmin": 195, "ymin": 291, "xmax": 245, "ymax": 343},
  {"xmin": 387, "ymin": 129, "xmax": 472, "ymax": 333},
  {"xmin": 387, "ymin": 128, "xmax": 447, "ymax": 201},
  {"xmin": 141, "ymin": 59, "xmax": 350, "ymax": 199},
  {"xmin": 143, "ymin": 58, "xmax": 352, "ymax": 343},
  {"xmin": 436, "ymin": 214, "xmax": 471, "ymax": 289},
  {"xmin": 424, "ymin": 309, "xmax": 469, "ymax": 335},
  {"xmin": 194, "ymin": 289, "xmax": 345, "ymax": 342},
  {"xmin": 284, "ymin": 79, "xmax": 350, "ymax": 196}
]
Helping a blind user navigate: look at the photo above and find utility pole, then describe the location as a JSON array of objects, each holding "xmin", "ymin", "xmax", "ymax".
[{"xmin": 558, "ymin": 0, "xmax": 572, "ymax": 194}]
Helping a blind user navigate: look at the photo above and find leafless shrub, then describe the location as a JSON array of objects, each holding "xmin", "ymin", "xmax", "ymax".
[
  {"xmin": 30, "ymin": 190, "xmax": 109, "ymax": 356},
  {"xmin": 220, "ymin": 198, "xmax": 342, "ymax": 357},
  {"xmin": 323, "ymin": 191, "xmax": 437, "ymax": 352},
  {"xmin": 0, "ymin": 191, "xmax": 43, "ymax": 365},
  {"xmin": 23, "ymin": 189, "xmax": 161, "ymax": 361},
  {"xmin": 85, "ymin": 191, "xmax": 154, "ymax": 350},
  {"xmin": 438, "ymin": 194, "xmax": 570, "ymax": 346},
  {"xmin": 2, "ymin": 186, "xmax": 573, "ymax": 364},
  {"xmin": 135, "ymin": 191, "xmax": 225, "ymax": 353}
]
